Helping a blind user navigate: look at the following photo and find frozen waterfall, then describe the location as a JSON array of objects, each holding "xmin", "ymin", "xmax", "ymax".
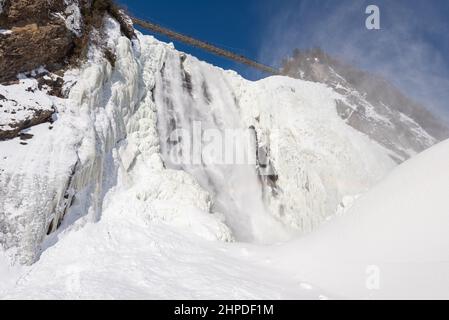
[{"xmin": 153, "ymin": 49, "xmax": 290, "ymax": 243}]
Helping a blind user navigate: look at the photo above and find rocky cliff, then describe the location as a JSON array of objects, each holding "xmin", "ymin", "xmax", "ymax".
[
  {"xmin": 0, "ymin": 0, "xmax": 134, "ymax": 141},
  {"xmin": 0, "ymin": 0, "xmax": 78, "ymax": 83},
  {"xmin": 0, "ymin": 0, "xmax": 134, "ymax": 83},
  {"xmin": 281, "ymin": 48, "xmax": 449, "ymax": 162},
  {"xmin": 0, "ymin": 0, "xmax": 138, "ymax": 264}
]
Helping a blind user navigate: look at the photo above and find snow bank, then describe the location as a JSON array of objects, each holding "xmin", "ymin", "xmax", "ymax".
[
  {"xmin": 0, "ymin": 208, "xmax": 321, "ymax": 299},
  {"xmin": 270, "ymin": 139, "xmax": 449, "ymax": 299},
  {"xmin": 2, "ymin": 139, "xmax": 447, "ymax": 299}
]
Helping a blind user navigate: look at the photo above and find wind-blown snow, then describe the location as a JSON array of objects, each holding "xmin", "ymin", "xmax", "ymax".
[
  {"xmin": 153, "ymin": 48, "xmax": 290, "ymax": 243},
  {"xmin": 229, "ymin": 75, "xmax": 394, "ymax": 231}
]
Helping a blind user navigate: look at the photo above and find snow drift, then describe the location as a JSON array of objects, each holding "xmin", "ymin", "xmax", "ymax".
[
  {"xmin": 270, "ymin": 138, "xmax": 449, "ymax": 299},
  {"xmin": 1, "ymin": 139, "xmax": 447, "ymax": 299}
]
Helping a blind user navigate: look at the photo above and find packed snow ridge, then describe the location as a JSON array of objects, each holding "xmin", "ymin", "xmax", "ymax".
[{"xmin": 0, "ymin": 12, "xmax": 448, "ymax": 299}]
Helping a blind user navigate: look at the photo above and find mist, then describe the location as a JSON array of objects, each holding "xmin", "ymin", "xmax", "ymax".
[{"xmin": 256, "ymin": 0, "xmax": 449, "ymax": 122}]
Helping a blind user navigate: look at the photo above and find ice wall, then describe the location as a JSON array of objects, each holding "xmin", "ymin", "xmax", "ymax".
[
  {"xmin": 0, "ymin": 17, "xmax": 142, "ymax": 264},
  {"xmin": 153, "ymin": 49, "xmax": 288, "ymax": 242},
  {"xmin": 1, "ymin": 16, "xmax": 396, "ymax": 264},
  {"xmin": 151, "ymin": 44, "xmax": 395, "ymax": 237}
]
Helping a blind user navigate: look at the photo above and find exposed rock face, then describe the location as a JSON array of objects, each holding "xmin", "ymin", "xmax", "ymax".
[
  {"xmin": 0, "ymin": 0, "xmax": 76, "ymax": 83},
  {"xmin": 0, "ymin": 23, "xmax": 74, "ymax": 82},
  {"xmin": 0, "ymin": 0, "xmax": 135, "ymax": 84},
  {"xmin": 0, "ymin": 0, "xmax": 77, "ymax": 139},
  {"xmin": 0, "ymin": 71, "xmax": 61, "ymax": 141},
  {"xmin": 0, "ymin": 107, "xmax": 55, "ymax": 141},
  {"xmin": 0, "ymin": 0, "xmax": 136, "ymax": 141},
  {"xmin": 0, "ymin": 0, "xmax": 66, "ymax": 28},
  {"xmin": 282, "ymin": 48, "xmax": 449, "ymax": 162}
]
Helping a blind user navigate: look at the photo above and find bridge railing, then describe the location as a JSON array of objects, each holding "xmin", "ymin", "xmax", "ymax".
[{"xmin": 131, "ymin": 17, "xmax": 280, "ymax": 75}]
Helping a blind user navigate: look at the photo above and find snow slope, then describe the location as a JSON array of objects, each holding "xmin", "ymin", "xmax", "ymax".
[
  {"xmin": 0, "ymin": 190, "xmax": 324, "ymax": 299},
  {"xmin": 1, "ymin": 139, "xmax": 447, "ymax": 299},
  {"xmin": 264, "ymin": 138, "xmax": 449, "ymax": 299}
]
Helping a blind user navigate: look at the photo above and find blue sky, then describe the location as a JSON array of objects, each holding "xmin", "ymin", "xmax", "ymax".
[
  {"xmin": 116, "ymin": 0, "xmax": 268, "ymax": 79},
  {"xmin": 117, "ymin": 0, "xmax": 449, "ymax": 120}
]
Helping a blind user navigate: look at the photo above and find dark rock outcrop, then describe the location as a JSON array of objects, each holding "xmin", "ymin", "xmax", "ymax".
[
  {"xmin": 0, "ymin": 0, "xmax": 135, "ymax": 84},
  {"xmin": 0, "ymin": 0, "xmax": 76, "ymax": 83},
  {"xmin": 0, "ymin": 107, "xmax": 54, "ymax": 140},
  {"xmin": 281, "ymin": 48, "xmax": 449, "ymax": 161},
  {"xmin": 0, "ymin": 0, "xmax": 138, "ymax": 142},
  {"xmin": 0, "ymin": 22, "xmax": 74, "ymax": 82},
  {"xmin": 0, "ymin": 0, "xmax": 66, "ymax": 28}
]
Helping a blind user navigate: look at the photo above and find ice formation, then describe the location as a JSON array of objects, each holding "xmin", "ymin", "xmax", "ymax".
[
  {"xmin": 0, "ymin": 13, "xmax": 398, "ymax": 264},
  {"xmin": 1, "ymin": 7, "xmax": 448, "ymax": 300}
]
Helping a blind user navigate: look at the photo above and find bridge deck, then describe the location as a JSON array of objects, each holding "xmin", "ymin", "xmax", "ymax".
[{"xmin": 131, "ymin": 17, "xmax": 280, "ymax": 75}]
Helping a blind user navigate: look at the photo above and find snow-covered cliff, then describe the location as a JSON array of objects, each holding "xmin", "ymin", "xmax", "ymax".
[
  {"xmin": 0, "ymin": 9, "xmax": 397, "ymax": 264},
  {"xmin": 1, "ymin": 2, "xmax": 448, "ymax": 300},
  {"xmin": 282, "ymin": 48, "xmax": 449, "ymax": 162}
]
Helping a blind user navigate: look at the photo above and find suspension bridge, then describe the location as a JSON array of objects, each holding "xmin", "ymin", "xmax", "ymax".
[
  {"xmin": 130, "ymin": 17, "xmax": 280, "ymax": 75},
  {"xmin": 128, "ymin": 15, "xmax": 382, "ymax": 131}
]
